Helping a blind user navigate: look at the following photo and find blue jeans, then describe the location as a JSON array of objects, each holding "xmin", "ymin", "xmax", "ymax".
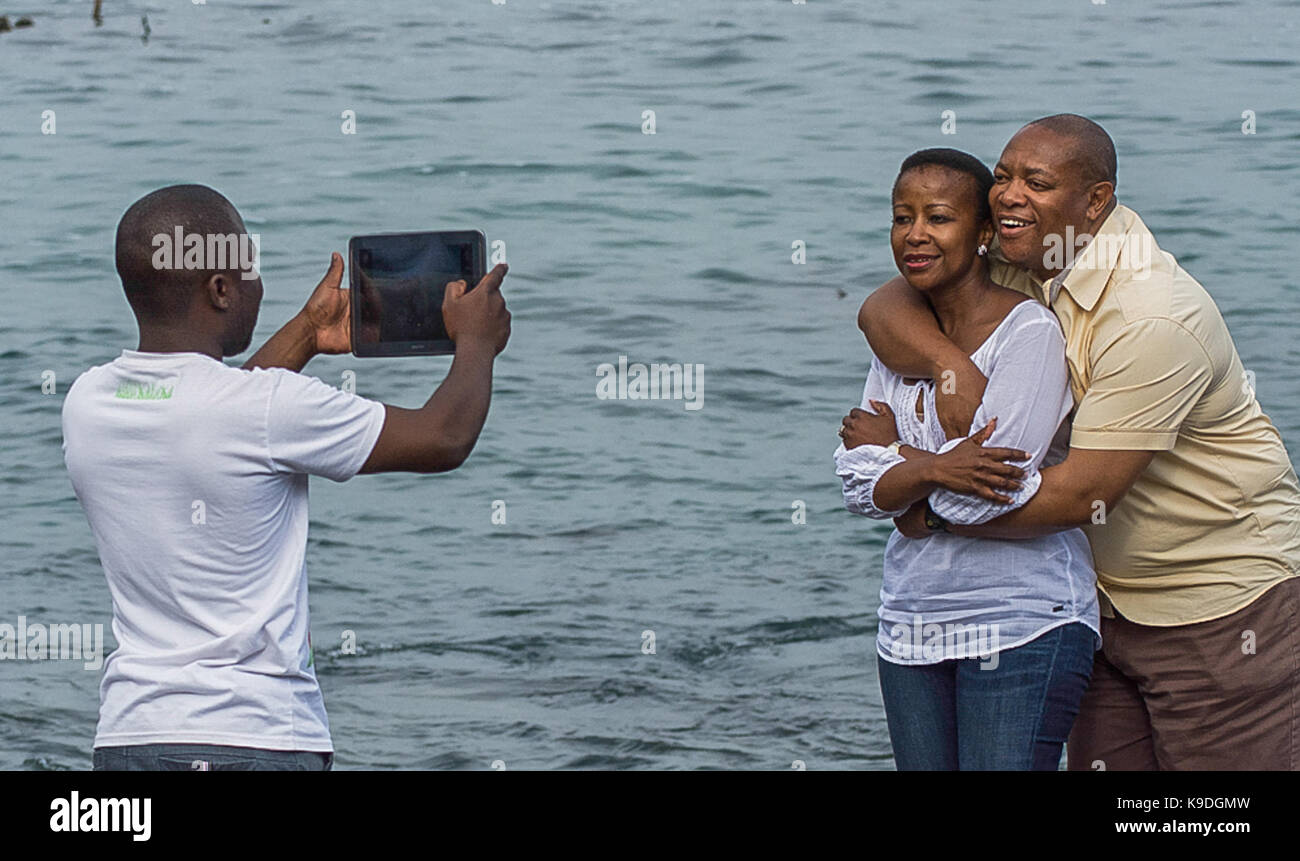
[
  {"xmin": 877, "ymin": 621, "xmax": 1095, "ymax": 770},
  {"xmin": 93, "ymin": 743, "xmax": 332, "ymax": 771}
]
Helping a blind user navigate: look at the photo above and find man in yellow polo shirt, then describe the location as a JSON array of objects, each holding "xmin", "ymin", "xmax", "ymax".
[{"xmin": 860, "ymin": 114, "xmax": 1300, "ymax": 770}]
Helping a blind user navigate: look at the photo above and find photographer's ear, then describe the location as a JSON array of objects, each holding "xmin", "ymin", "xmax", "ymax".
[{"xmin": 205, "ymin": 272, "xmax": 232, "ymax": 310}]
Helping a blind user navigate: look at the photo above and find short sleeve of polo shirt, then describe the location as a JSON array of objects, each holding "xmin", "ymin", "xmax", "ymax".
[
  {"xmin": 1070, "ymin": 316, "xmax": 1215, "ymax": 451},
  {"xmin": 265, "ymin": 369, "xmax": 387, "ymax": 481}
]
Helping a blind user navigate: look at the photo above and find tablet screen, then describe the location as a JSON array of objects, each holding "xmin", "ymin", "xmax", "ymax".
[{"xmin": 350, "ymin": 231, "xmax": 485, "ymax": 356}]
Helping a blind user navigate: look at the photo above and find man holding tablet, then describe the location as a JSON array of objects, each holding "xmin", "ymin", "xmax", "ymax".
[{"xmin": 62, "ymin": 184, "xmax": 510, "ymax": 770}]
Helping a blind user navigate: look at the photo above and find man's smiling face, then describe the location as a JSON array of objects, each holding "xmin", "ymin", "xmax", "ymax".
[{"xmin": 991, "ymin": 124, "xmax": 1101, "ymax": 281}]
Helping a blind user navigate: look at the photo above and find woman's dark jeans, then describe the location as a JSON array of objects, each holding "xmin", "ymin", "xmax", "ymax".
[
  {"xmin": 877, "ymin": 621, "xmax": 1095, "ymax": 770},
  {"xmin": 93, "ymin": 743, "xmax": 332, "ymax": 771}
]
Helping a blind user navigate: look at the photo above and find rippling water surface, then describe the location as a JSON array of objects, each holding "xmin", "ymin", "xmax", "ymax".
[{"xmin": 2, "ymin": 0, "xmax": 1298, "ymax": 769}]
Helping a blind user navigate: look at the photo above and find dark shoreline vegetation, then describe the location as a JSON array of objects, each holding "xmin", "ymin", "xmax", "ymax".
[
  {"xmin": 0, "ymin": 15, "xmax": 35, "ymax": 33},
  {"xmin": 1, "ymin": 5, "xmax": 272, "ymax": 38}
]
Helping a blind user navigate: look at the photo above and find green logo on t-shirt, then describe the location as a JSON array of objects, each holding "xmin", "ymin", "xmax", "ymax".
[{"xmin": 114, "ymin": 381, "xmax": 174, "ymax": 400}]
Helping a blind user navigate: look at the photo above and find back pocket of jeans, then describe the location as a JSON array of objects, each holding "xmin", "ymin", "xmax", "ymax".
[{"xmin": 156, "ymin": 754, "xmax": 256, "ymax": 771}]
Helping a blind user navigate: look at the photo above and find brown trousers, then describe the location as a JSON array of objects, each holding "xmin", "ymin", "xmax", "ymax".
[{"xmin": 1067, "ymin": 577, "xmax": 1299, "ymax": 770}]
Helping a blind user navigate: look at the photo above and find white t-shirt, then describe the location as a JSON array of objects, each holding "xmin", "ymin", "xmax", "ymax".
[{"xmin": 62, "ymin": 349, "xmax": 386, "ymax": 752}]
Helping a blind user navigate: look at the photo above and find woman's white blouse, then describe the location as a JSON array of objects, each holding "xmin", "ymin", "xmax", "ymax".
[{"xmin": 835, "ymin": 300, "xmax": 1101, "ymax": 665}]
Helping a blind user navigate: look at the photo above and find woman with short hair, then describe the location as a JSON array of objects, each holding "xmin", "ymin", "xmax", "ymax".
[{"xmin": 835, "ymin": 148, "xmax": 1100, "ymax": 770}]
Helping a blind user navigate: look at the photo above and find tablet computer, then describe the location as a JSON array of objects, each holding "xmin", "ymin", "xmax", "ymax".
[{"xmin": 349, "ymin": 230, "xmax": 487, "ymax": 357}]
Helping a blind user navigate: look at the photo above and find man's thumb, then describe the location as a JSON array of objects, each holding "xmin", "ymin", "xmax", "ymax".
[
  {"xmin": 444, "ymin": 279, "xmax": 468, "ymax": 303},
  {"xmin": 318, "ymin": 252, "xmax": 344, "ymax": 289}
]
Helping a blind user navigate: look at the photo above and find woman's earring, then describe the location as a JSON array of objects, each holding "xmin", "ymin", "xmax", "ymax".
[{"xmin": 977, "ymin": 244, "xmax": 988, "ymax": 256}]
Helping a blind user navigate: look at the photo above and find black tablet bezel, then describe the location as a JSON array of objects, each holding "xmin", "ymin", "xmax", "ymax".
[{"xmin": 349, "ymin": 229, "xmax": 487, "ymax": 357}]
